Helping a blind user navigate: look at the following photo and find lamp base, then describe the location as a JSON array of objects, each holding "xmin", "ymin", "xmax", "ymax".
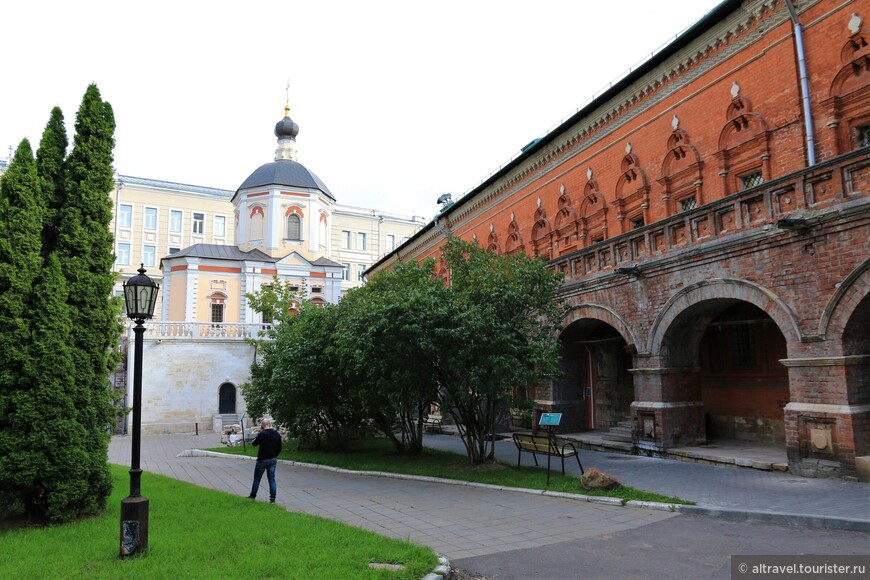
[{"xmin": 119, "ymin": 495, "xmax": 149, "ymax": 558}]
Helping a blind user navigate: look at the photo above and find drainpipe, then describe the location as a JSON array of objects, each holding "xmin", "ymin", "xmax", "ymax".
[{"xmin": 784, "ymin": 0, "xmax": 816, "ymax": 166}]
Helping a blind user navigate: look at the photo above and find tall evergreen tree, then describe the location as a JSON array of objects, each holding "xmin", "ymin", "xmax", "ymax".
[
  {"xmin": 3, "ymin": 254, "xmax": 86, "ymax": 522},
  {"xmin": 0, "ymin": 139, "xmax": 45, "ymax": 519},
  {"xmin": 36, "ymin": 106, "xmax": 68, "ymax": 256},
  {"xmin": 54, "ymin": 84, "xmax": 121, "ymax": 511}
]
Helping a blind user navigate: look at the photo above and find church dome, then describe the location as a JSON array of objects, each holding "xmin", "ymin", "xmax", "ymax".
[
  {"xmin": 274, "ymin": 115, "xmax": 299, "ymax": 140},
  {"xmin": 238, "ymin": 159, "xmax": 334, "ymax": 200}
]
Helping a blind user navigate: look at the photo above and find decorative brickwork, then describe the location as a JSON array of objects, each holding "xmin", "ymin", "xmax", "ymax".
[{"xmin": 371, "ymin": 0, "xmax": 870, "ymax": 478}]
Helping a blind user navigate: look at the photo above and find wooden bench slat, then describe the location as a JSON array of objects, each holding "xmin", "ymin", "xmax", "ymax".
[{"xmin": 512, "ymin": 433, "xmax": 584, "ymax": 475}]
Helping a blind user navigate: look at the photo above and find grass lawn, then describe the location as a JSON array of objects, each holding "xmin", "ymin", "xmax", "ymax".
[
  {"xmin": 0, "ymin": 464, "xmax": 437, "ymax": 579},
  {"xmin": 215, "ymin": 437, "xmax": 692, "ymax": 505}
]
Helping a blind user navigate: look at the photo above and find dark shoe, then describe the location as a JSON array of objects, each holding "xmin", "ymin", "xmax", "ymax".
[
  {"xmin": 270, "ymin": 499, "xmax": 275, "ymax": 504},
  {"xmin": 247, "ymin": 495, "xmax": 256, "ymax": 500}
]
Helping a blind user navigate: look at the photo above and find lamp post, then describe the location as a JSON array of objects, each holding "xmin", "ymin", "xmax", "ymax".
[{"xmin": 120, "ymin": 264, "xmax": 159, "ymax": 558}]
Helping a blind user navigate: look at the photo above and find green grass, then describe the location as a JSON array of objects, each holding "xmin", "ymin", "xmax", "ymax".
[
  {"xmin": 0, "ymin": 464, "xmax": 436, "ymax": 579},
  {"xmin": 216, "ymin": 437, "xmax": 692, "ymax": 505}
]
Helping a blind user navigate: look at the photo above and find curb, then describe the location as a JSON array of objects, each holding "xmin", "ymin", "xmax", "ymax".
[{"xmin": 178, "ymin": 448, "xmax": 870, "ymax": 533}]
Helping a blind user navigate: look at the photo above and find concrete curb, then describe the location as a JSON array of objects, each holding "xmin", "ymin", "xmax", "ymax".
[{"xmin": 178, "ymin": 448, "xmax": 870, "ymax": 533}]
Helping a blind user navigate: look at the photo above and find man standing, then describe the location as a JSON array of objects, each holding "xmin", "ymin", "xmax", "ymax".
[{"xmin": 248, "ymin": 418, "xmax": 282, "ymax": 503}]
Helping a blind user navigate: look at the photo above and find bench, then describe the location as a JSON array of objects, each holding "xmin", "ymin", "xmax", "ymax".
[
  {"xmin": 423, "ymin": 414, "xmax": 443, "ymax": 433},
  {"xmin": 512, "ymin": 433, "xmax": 584, "ymax": 475}
]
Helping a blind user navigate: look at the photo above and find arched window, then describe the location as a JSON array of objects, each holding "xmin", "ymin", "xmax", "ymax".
[
  {"xmin": 218, "ymin": 383, "xmax": 236, "ymax": 414},
  {"xmin": 286, "ymin": 214, "xmax": 301, "ymax": 240}
]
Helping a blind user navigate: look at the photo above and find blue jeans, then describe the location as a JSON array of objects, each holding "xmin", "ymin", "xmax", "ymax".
[{"xmin": 250, "ymin": 457, "xmax": 278, "ymax": 500}]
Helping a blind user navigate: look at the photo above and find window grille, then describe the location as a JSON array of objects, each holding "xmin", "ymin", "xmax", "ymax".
[
  {"xmin": 210, "ymin": 303, "xmax": 224, "ymax": 323},
  {"xmin": 679, "ymin": 196, "xmax": 697, "ymax": 212},
  {"xmin": 286, "ymin": 214, "xmax": 301, "ymax": 240},
  {"xmin": 740, "ymin": 171, "xmax": 764, "ymax": 190}
]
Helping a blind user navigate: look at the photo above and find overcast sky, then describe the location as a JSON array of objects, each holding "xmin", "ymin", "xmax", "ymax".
[{"xmin": 2, "ymin": 1, "xmax": 722, "ymax": 219}]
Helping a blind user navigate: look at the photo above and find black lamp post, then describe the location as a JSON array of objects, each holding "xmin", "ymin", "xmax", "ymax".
[{"xmin": 120, "ymin": 264, "xmax": 159, "ymax": 558}]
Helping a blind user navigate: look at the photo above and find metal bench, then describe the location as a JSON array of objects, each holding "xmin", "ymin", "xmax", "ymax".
[
  {"xmin": 512, "ymin": 432, "xmax": 583, "ymax": 475},
  {"xmin": 423, "ymin": 414, "xmax": 443, "ymax": 433}
]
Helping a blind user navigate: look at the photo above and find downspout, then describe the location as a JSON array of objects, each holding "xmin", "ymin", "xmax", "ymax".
[{"xmin": 784, "ymin": 0, "xmax": 816, "ymax": 166}]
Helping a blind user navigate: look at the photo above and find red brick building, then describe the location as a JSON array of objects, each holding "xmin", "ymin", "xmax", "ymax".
[{"xmin": 371, "ymin": 0, "xmax": 870, "ymax": 478}]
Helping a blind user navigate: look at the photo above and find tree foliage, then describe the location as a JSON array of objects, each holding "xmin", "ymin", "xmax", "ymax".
[
  {"xmin": 337, "ymin": 260, "xmax": 450, "ymax": 453},
  {"xmin": 53, "ymin": 84, "xmax": 122, "ymax": 511},
  {"xmin": 243, "ymin": 237, "xmax": 563, "ymax": 465},
  {"xmin": 435, "ymin": 237, "xmax": 564, "ymax": 463},
  {"xmin": 242, "ymin": 281, "xmax": 369, "ymax": 450},
  {"xmin": 0, "ymin": 85, "xmax": 121, "ymax": 523}
]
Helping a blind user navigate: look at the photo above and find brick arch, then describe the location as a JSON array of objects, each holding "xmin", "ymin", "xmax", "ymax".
[
  {"xmin": 659, "ymin": 127, "xmax": 703, "ymax": 215},
  {"xmin": 531, "ymin": 205, "xmax": 551, "ymax": 258},
  {"xmin": 562, "ymin": 303, "xmax": 639, "ymax": 352},
  {"xmin": 819, "ymin": 257, "xmax": 870, "ymax": 345},
  {"xmin": 505, "ymin": 217, "xmax": 524, "ymax": 254},
  {"xmin": 486, "ymin": 227, "xmax": 500, "ymax": 253},
  {"xmin": 615, "ymin": 153, "xmax": 649, "ymax": 232},
  {"xmin": 824, "ymin": 34, "xmax": 870, "ymax": 155},
  {"xmin": 647, "ymin": 278, "xmax": 802, "ymax": 360},
  {"xmin": 716, "ymin": 93, "xmax": 771, "ymax": 195},
  {"xmin": 578, "ymin": 190, "xmax": 608, "ymax": 245}
]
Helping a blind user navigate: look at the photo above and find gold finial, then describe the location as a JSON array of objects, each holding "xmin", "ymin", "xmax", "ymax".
[{"xmin": 284, "ymin": 78, "xmax": 291, "ymax": 118}]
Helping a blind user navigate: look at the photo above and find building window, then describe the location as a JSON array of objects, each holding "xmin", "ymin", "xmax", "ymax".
[
  {"xmin": 142, "ymin": 245, "xmax": 156, "ymax": 267},
  {"xmin": 261, "ymin": 310, "xmax": 273, "ymax": 324},
  {"xmin": 193, "ymin": 212, "xmax": 205, "ymax": 235},
  {"xmin": 740, "ymin": 171, "xmax": 764, "ymax": 191},
  {"xmin": 630, "ymin": 216, "xmax": 645, "ymax": 229},
  {"xmin": 119, "ymin": 204, "xmax": 133, "ymax": 228},
  {"xmin": 169, "ymin": 247, "xmax": 180, "ymax": 255},
  {"xmin": 117, "ymin": 243, "xmax": 131, "ymax": 266},
  {"xmin": 386, "ymin": 234, "xmax": 396, "ymax": 252},
  {"xmin": 341, "ymin": 230, "xmax": 351, "ymax": 249},
  {"xmin": 357, "ymin": 232, "xmax": 366, "ymax": 251},
  {"xmin": 342, "ymin": 263, "xmax": 350, "ymax": 281},
  {"xmin": 286, "ymin": 214, "xmax": 302, "ymax": 240},
  {"xmin": 169, "ymin": 210, "xmax": 182, "ymax": 233},
  {"xmin": 144, "ymin": 207, "xmax": 158, "ymax": 230},
  {"xmin": 356, "ymin": 264, "xmax": 366, "ymax": 281},
  {"xmin": 857, "ymin": 124, "xmax": 870, "ymax": 148},
  {"xmin": 311, "ymin": 286, "xmax": 322, "ymax": 294},
  {"xmin": 679, "ymin": 197, "xmax": 697, "ymax": 212},
  {"xmin": 210, "ymin": 303, "xmax": 224, "ymax": 323},
  {"xmin": 214, "ymin": 215, "xmax": 226, "ymax": 238}
]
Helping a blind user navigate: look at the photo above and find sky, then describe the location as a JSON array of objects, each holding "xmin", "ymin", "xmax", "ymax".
[{"xmin": 2, "ymin": 1, "xmax": 723, "ymax": 219}]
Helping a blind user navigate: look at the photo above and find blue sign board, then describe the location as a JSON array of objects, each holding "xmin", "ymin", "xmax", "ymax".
[{"xmin": 538, "ymin": 412, "xmax": 562, "ymax": 426}]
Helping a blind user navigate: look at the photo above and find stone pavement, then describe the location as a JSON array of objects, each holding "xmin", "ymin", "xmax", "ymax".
[
  {"xmin": 108, "ymin": 431, "xmax": 869, "ymax": 565},
  {"xmin": 109, "ymin": 433, "xmax": 676, "ymax": 560},
  {"xmin": 422, "ymin": 434, "xmax": 870, "ymax": 529}
]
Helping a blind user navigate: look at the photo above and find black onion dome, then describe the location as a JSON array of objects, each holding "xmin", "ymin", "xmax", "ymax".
[
  {"xmin": 238, "ymin": 160, "xmax": 334, "ymax": 200},
  {"xmin": 275, "ymin": 115, "xmax": 299, "ymax": 139}
]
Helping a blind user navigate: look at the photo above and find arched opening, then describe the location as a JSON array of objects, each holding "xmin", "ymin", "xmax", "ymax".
[
  {"xmin": 218, "ymin": 382, "xmax": 237, "ymax": 414},
  {"xmin": 558, "ymin": 319, "xmax": 633, "ymax": 432},
  {"xmin": 662, "ymin": 300, "xmax": 788, "ymax": 445}
]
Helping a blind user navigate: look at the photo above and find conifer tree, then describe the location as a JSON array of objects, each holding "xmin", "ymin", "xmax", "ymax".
[
  {"xmin": 36, "ymin": 106, "xmax": 68, "ymax": 256},
  {"xmin": 54, "ymin": 84, "xmax": 121, "ymax": 511},
  {"xmin": 3, "ymin": 255, "xmax": 86, "ymax": 522},
  {"xmin": 0, "ymin": 139, "xmax": 45, "ymax": 518}
]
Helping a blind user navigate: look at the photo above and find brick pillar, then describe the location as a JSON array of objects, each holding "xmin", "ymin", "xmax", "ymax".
[
  {"xmin": 782, "ymin": 355, "xmax": 870, "ymax": 478},
  {"xmin": 630, "ymin": 365, "xmax": 706, "ymax": 451}
]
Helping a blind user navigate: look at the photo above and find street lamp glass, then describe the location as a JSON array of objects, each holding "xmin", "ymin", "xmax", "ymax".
[{"xmin": 123, "ymin": 264, "xmax": 160, "ymax": 320}]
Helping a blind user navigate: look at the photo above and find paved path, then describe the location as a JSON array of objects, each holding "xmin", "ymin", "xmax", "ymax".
[
  {"xmin": 422, "ymin": 435, "xmax": 870, "ymax": 526},
  {"xmin": 109, "ymin": 434, "xmax": 676, "ymax": 560},
  {"xmin": 109, "ymin": 433, "xmax": 870, "ymax": 578}
]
